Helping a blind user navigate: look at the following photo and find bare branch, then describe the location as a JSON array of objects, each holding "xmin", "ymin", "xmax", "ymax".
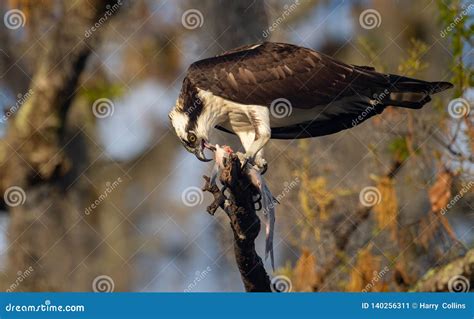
[{"xmin": 412, "ymin": 249, "xmax": 474, "ymax": 292}]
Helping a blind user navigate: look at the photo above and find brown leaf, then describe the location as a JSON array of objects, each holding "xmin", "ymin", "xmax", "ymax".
[
  {"xmin": 428, "ymin": 170, "xmax": 452, "ymax": 213},
  {"xmin": 416, "ymin": 214, "xmax": 440, "ymax": 250},
  {"xmin": 347, "ymin": 245, "xmax": 388, "ymax": 292},
  {"xmin": 374, "ymin": 177, "xmax": 399, "ymax": 240},
  {"xmin": 293, "ymin": 249, "xmax": 318, "ymax": 292}
]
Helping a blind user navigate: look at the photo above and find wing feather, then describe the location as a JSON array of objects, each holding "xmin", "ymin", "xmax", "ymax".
[
  {"xmin": 187, "ymin": 42, "xmax": 389, "ymax": 109},
  {"xmin": 184, "ymin": 42, "xmax": 451, "ymax": 139}
]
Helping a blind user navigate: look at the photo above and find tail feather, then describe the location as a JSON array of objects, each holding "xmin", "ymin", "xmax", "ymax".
[{"xmin": 384, "ymin": 75, "xmax": 453, "ymax": 109}]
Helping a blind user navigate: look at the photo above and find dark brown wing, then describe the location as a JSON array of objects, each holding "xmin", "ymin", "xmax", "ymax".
[
  {"xmin": 187, "ymin": 42, "xmax": 452, "ymax": 140},
  {"xmin": 186, "ymin": 42, "xmax": 390, "ymax": 108}
]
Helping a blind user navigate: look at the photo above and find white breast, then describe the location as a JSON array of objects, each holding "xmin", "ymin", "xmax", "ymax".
[{"xmin": 197, "ymin": 88, "xmax": 373, "ymax": 131}]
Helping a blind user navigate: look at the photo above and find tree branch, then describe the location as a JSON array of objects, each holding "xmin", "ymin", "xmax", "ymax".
[
  {"xmin": 412, "ymin": 249, "xmax": 474, "ymax": 291},
  {"xmin": 202, "ymin": 154, "xmax": 271, "ymax": 292},
  {"xmin": 314, "ymin": 160, "xmax": 403, "ymax": 291}
]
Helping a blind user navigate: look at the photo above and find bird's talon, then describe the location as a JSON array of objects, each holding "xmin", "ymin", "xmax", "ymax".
[
  {"xmin": 253, "ymin": 193, "xmax": 262, "ymax": 203},
  {"xmin": 240, "ymin": 158, "xmax": 249, "ymax": 171}
]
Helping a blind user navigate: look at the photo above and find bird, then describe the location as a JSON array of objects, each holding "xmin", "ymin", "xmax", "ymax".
[{"xmin": 169, "ymin": 41, "xmax": 453, "ymax": 169}]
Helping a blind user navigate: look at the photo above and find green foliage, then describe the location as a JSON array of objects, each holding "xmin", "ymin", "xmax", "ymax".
[
  {"xmin": 436, "ymin": 0, "xmax": 473, "ymax": 93},
  {"xmin": 388, "ymin": 137, "xmax": 411, "ymax": 162},
  {"xmin": 357, "ymin": 37, "xmax": 386, "ymax": 71},
  {"xmin": 80, "ymin": 83, "xmax": 125, "ymax": 104},
  {"xmin": 397, "ymin": 39, "xmax": 429, "ymax": 77}
]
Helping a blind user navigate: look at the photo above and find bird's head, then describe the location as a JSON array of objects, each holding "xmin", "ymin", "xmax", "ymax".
[{"xmin": 169, "ymin": 105, "xmax": 214, "ymax": 162}]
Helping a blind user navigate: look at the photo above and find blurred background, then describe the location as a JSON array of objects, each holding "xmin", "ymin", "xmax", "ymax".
[{"xmin": 0, "ymin": 0, "xmax": 472, "ymax": 292}]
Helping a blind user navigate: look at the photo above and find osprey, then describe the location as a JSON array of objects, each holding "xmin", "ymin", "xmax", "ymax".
[{"xmin": 169, "ymin": 42, "xmax": 452, "ymax": 169}]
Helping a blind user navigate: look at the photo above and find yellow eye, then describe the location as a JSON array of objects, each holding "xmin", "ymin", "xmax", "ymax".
[{"xmin": 188, "ymin": 133, "xmax": 197, "ymax": 143}]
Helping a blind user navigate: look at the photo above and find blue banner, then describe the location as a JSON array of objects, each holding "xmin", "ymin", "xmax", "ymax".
[{"xmin": 0, "ymin": 293, "xmax": 472, "ymax": 319}]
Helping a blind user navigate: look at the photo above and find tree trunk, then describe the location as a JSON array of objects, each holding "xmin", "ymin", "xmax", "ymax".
[{"xmin": 0, "ymin": 0, "xmax": 127, "ymax": 291}]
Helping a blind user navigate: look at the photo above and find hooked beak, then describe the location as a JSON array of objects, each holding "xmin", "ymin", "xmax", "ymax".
[
  {"xmin": 194, "ymin": 148, "xmax": 212, "ymax": 162},
  {"xmin": 194, "ymin": 140, "xmax": 214, "ymax": 162}
]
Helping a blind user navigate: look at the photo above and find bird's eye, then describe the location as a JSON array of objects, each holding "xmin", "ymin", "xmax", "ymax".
[{"xmin": 188, "ymin": 133, "xmax": 197, "ymax": 144}]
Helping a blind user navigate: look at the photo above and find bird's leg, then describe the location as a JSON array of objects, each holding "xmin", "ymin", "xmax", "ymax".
[
  {"xmin": 235, "ymin": 130, "xmax": 255, "ymax": 171},
  {"xmin": 234, "ymin": 129, "xmax": 268, "ymax": 205},
  {"xmin": 243, "ymin": 128, "xmax": 270, "ymax": 173},
  {"xmin": 235, "ymin": 109, "xmax": 271, "ymax": 173},
  {"xmin": 254, "ymin": 149, "xmax": 268, "ymax": 175}
]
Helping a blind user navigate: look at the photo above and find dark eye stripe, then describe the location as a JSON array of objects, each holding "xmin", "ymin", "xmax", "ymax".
[{"xmin": 182, "ymin": 139, "xmax": 192, "ymax": 147}]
